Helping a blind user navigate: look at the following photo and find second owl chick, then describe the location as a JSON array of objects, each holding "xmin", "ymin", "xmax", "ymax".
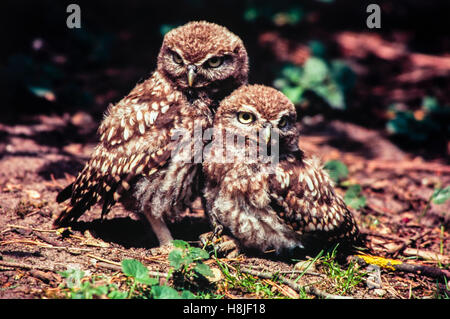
[{"xmin": 203, "ymin": 85, "xmax": 360, "ymax": 255}]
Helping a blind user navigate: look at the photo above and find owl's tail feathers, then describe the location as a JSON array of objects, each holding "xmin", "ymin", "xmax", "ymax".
[
  {"xmin": 56, "ymin": 183, "xmax": 74, "ymax": 203},
  {"xmin": 53, "ymin": 205, "xmax": 76, "ymax": 227},
  {"xmin": 54, "ymin": 183, "xmax": 75, "ymax": 226},
  {"xmin": 54, "ymin": 182, "xmax": 88, "ymax": 227}
]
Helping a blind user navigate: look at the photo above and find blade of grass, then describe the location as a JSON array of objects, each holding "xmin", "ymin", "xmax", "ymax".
[{"xmin": 293, "ymin": 249, "xmax": 324, "ymax": 284}]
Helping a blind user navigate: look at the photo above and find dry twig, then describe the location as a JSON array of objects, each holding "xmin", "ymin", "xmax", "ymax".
[
  {"xmin": 0, "ymin": 260, "xmax": 56, "ymax": 273},
  {"xmin": 353, "ymin": 255, "xmax": 450, "ymax": 280},
  {"xmin": 240, "ymin": 267, "xmax": 353, "ymax": 299}
]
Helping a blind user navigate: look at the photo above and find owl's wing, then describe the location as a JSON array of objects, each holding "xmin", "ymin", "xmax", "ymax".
[
  {"xmin": 269, "ymin": 155, "xmax": 360, "ymax": 247},
  {"xmin": 54, "ymin": 72, "xmax": 184, "ymax": 226}
]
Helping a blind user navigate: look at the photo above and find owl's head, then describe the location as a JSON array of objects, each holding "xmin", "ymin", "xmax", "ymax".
[
  {"xmin": 214, "ymin": 85, "xmax": 298, "ymax": 152},
  {"xmin": 158, "ymin": 21, "xmax": 248, "ymax": 94}
]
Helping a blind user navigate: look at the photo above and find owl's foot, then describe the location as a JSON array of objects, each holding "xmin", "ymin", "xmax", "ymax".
[{"xmin": 199, "ymin": 231, "xmax": 241, "ymax": 259}]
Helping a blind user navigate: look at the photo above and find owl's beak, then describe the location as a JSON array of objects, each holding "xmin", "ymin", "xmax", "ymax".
[
  {"xmin": 263, "ymin": 125, "xmax": 272, "ymax": 145},
  {"xmin": 187, "ymin": 65, "xmax": 197, "ymax": 87}
]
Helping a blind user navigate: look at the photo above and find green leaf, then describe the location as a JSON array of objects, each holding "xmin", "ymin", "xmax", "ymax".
[
  {"xmin": 194, "ymin": 262, "xmax": 214, "ymax": 278},
  {"xmin": 422, "ymin": 96, "xmax": 439, "ymax": 112},
  {"xmin": 281, "ymin": 65, "xmax": 303, "ymax": 84},
  {"xmin": 344, "ymin": 185, "xmax": 366, "ymax": 210},
  {"xmin": 121, "ymin": 259, "xmax": 148, "ymax": 280},
  {"xmin": 308, "ymin": 40, "xmax": 326, "ymax": 58},
  {"xmin": 92, "ymin": 285, "xmax": 109, "ymax": 296},
  {"xmin": 136, "ymin": 276, "xmax": 159, "ymax": 286},
  {"xmin": 243, "ymin": 7, "xmax": 259, "ymax": 21},
  {"xmin": 180, "ymin": 290, "xmax": 196, "ymax": 299},
  {"xmin": 313, "ymin": 83, "xmax": 345, "ymax": 110},
  {"xmin": 281, "ymin": 86, "xmax": 304, "ymax": 104},
  {"xmin": 189, "ymin": 247, "xmax": 210, "ymax": 261},
  {"xmin": 172, "ymin": 239, "xmax": 190, "ymax": 249},
  {"xmin": 168, "ymin": 249, "xmax": 184, "ymax": 269},
  {"xmin": 28, "ymin": 86, "xmax": 54, "ymax": 99},
  {"xmin": 107, "ymin": 290, "xmax": 128, "ymax": 299},
  {"xmin": 431, "ymin": 186, "xmax": 450, "ymax": 205},
  {"xmin": 58, "ymin": 268, "xmax": 85, "ymax": 289},
  {"xmin": 331, "ymin": 60, "xmax": 356, "ymax": 93},
  {"xmin": 152, "ymin": 285, "xmax": 181, "ymax": 299},
  {"xmin": 159, "ymin": 24, "xmax": 177, "ymax": 36},
  {"xmin": 324, "ymin": 160, "xmax": 349, "ymax": 183},
  {"xmin": 302, "ymin": 57, "xmax": 329, "ymax": 85}
]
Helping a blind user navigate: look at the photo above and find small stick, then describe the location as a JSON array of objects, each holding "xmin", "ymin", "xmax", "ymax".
[
  {"xmin": 0, "ymin": 238, "xmax": 91, "ymax": 253},
  {"xmin": 360, "ymin": 229, "xmax": 405, "ymax": 242},
  {"xmin": 87, "ymin": 254, "xmax": 121, "ymax": 267},
  {"xmin": 87, "ymin": 254, "xmax": 169, "ymax": 278},
  {"xmin": 0, "ymin": 239, "xmax": 53, "ymax": 248},
  {"xmin": 240, "ymin": 267, "xmax": 353, "ymax": 299},
  {"xmin": 0, "ymin": 260, "xmax": 56, "ymax": 273},
  {"xmin": 391, "ymin": 230, "xmax": 432, "ymax": 258},
  {"xmin": 34, "ymin": 232, "xmax": 63, "ymax": 248},
  {"xmin": 277, "ymin": 270, "xmax": 324, "ymax": 277},
  {"xmin": 366, "ymin": 160, "xmax": 450, "ymax": 174},
  {"xmin": 6, "ymin": 224, "xmax": 58, "ymax": 233},
  {"xmin": 353, "ymin": 255, "xmax": 450, "ymax": 280},
  {"xmin": 402, "ymin": 247, "xmax": 450, "ymax": 264}
]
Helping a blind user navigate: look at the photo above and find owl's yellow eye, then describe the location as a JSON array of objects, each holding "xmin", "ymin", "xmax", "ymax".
[
  {"xmin": 278, "ymin": 117, "xmax": 288, "ymax": 129},
  {"xmin": 206, "ymin": 56, "xmax": 223, "ymax": 68},
  {"xmin": 172, "ymin": 52, "xmax": 183, "ymax": 65},
  {"xmin": 237, "ymin": 112, "xmax": 255, "ymax": 124}
]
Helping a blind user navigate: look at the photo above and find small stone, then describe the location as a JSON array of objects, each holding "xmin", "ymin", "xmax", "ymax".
[
  {"xmin": 207, "ymin": 267, "xmax": 223, "ymax": 283},
  {"xmin": 373, "ymin": 288, "xmax": 386, "ymax": 297},
  {"xmin": 294, "ymin": 260, "xmax": 317, "ymax": 272}
]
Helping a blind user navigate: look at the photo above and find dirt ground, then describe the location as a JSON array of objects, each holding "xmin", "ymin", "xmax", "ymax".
[{"xmin": 0, "ymin": 110, "xmax": 448, "ymax": 299}]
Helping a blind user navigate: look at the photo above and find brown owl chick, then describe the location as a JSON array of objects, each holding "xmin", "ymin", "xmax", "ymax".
[
  {"xmin": 203, "ymin": 85, "xmax": 360, "ymax": 255},
  {"xmin": 55, "ymin": 21, "xmax": 249, "ymax": 248}
]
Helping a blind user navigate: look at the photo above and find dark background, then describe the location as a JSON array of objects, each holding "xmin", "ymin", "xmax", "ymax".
[{"xmin": 0, "ymin": 0, "xmax": 449, "ymax": 157}]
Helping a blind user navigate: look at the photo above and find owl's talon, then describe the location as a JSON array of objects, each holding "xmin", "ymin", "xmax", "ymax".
[
  {"xmin": 199, "ymin": 231, "xmax": 240, "ymax": 258},
  {"xmin": 199, "ymin": 231, "xmax": 216, "ymax": 247},
  {"xmin": 213, "ymin": 224, "xmax": 223, "ymax": 237},
  {"xmin": 216, "ymin": 237, "xmax": 240, "ymax": 258}
]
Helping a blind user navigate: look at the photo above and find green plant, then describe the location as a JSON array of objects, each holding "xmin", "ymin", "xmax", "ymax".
[
  {"xmin": 433, "ymin": 275, "xmax": 450, "ymax": 299},
  {"xmin": 344, "ymin": 184, "xmax": 367, "ymax": 210},
  {"xmin": 430, "ymin": 186, "xmax": 450, "ymax": 205},
  {"xmin": 318, "ymin": 246, "xmax": 367, "ymax": 295},
  {"xmin": 121, "ymin": 258, "xmax": 196, "ymax": 299},
  {"xmin": 121, "ymin": 259, "xmax": 158, "ymax": 298},
  {"xmin": 213, "ymin": 258, "xmax": 285, "ymax": 298},
  {"xmin": 243, "ymin": 3, "xmax": 304, "ymax": 26},
  {"xmin": 420, "ymin": 185, "xmax": 450, "ymax": 221},
  {"xmin": 169, "ymin": 240, "xmax": 214, "ymax": 279},
  {"xmin": 324, "ymin": 160, "xmax": 366, "ymax": 210},
  {"xmin": 324, "ymin": 160, "xmax": 349, "ymax": 183},
  {"xmin": 387, "ymin": 96, "xmax": 450, "ymax": 142},
  {"xmin": 58, "ymin": 268, "xmax": 127, "ymax": 299},
  {"xmin": 274, "ymin": 56, "xmax": 356, "ymax": 110}
]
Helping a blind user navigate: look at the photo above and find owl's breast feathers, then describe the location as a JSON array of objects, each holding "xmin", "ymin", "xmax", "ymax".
[{"xmin": 54, "ymin": 72, "xmax": 204, "ymax": 226}]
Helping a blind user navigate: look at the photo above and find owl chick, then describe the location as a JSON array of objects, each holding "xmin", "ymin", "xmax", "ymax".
[
  {"xmin": 203, "ymin": 85, "xmax": 360, "ymax": 255},
  {"xmin": 55, "ymin": 21, "xmax": 249, "ymax": 248}
]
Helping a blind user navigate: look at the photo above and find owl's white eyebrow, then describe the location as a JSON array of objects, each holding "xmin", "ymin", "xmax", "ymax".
[
  {"xmin": 169, "ymin": 48, "xmax": 186, "ymax": 61},
  {"xmin": 275, "ymin": 110, "xmax": 292, "ymax": 120},
  {"xmin": 239, "ymin": 104, "xmax": 259, "ymax": 115}
]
